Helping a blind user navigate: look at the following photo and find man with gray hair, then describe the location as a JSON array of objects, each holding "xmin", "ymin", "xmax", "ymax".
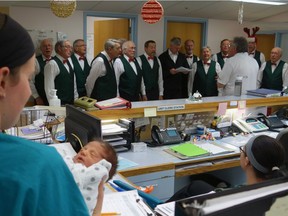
[
  {"xmin": 188, "ymin": 46, "xmax": 221, "ymax": 97},
  {"xmin": 86, "ymin": 39, "xmax": 121, "ymax": 101},
  {"xmin": 30, "ymin": 38, "xmax": 53, "ymax": 105},
  {"xmin": 257, "ymin": 47, "xmax": 288, "ymax": 91},
  {"xmin": 44, "ymin": 40, "xmax": 78, "ymax": 105},
  {"xmin": 114, "ymin": 40, "xmax": 147, "ymax": 101},
  {"xmin": 217, "ymin": 37, "xmax": 259, "ymax": 96},
  {"xmin": 159, "ymin": 37, "xmax": 189, "ymax": 99}
]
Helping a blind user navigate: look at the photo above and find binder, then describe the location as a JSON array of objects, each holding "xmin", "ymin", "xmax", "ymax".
[
  {"xmin": 164, "ymin": 142, "xmax": 210, "ymax": 160},
  {"xmin": 246, "ymin": 88, "xmax": 281, "ymax": 97}
]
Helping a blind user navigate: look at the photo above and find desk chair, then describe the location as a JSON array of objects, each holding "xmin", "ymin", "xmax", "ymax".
[{"xmin": 276, "ymin": 128, "xmax": 288, "ymax": 171}]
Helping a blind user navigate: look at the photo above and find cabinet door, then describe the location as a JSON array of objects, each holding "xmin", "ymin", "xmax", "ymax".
[{"xmin": 127, "ymin": 169, "xmax": 175, "ymax": 201}]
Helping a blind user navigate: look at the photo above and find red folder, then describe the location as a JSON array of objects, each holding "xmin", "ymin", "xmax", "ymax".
[{"xmin": 95, "ymin": 97, "xmax": 131, "ymax": 110}]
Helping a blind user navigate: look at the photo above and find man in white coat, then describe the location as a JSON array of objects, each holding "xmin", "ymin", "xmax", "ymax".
[{"xmin": 217, "ymin": 37, "xmax": 259, "ymax": 96}]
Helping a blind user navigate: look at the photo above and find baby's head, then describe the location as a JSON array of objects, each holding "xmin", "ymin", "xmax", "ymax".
[{"xmin": 73, "ymin": 139, "xmax": 118, "ymax": 180}]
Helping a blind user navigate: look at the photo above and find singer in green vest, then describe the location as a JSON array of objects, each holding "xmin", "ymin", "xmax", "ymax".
[
  {"xmin": 86, "ymin": 39, "xmax": 121, "ymax": 101},
  {"xmin": 114, "ymin": 41, "xmax": 146, "ymax": 102},
  {"xmin": 71, "ymin": 39, "xmax": 91, "ymax": 97},
  {"xmin": 211, "ymin": 39, "xmax": 230, "ymax": 69},
  {"xmin": 44, "ymin": 40, "xmax": 78, "ymax": 105},
  {"xmin": 248, "ymin": 38, "xmax": 265, "ymax": 68},
  {"xmin": 137, "ymin": 40, "xmax": 163, "ymax": 100},
  {"xmin": 258, "ymin": 47, "xmax": 288, "ymax": 91},
  {"xmin": 30, "ymin": 38, "xmax": 53, "ymax": 105},
  {"xmin": 189, "ymin": 46, "xmax": 221, "ymax": 97},
  {"xmin": 184, "ymin": 39, "xmax": 200, "ymax": 98}
]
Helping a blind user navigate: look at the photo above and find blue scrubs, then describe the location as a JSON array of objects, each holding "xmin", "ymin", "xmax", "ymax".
[{"xmin": 0, "ymin": 133, "xmax": 89, "ymax": 216}]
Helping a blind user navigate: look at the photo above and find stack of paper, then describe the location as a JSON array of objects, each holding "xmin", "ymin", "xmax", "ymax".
[
  {"xmin": 6, "ymin": 124, "xmax": 52, "ymax": 143},
  {"xmin": 154, "ymin": 202, "xmax": 175, "ymax": 216},
  {"xmin": 101, "ymin": 190, "xmax": 153, "ymax": 216},
  {"xmin": 95, "ymin": 97, "xmax": 131, "ymax": 110}
]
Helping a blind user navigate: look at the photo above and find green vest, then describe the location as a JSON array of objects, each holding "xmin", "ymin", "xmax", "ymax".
[
  {"xmin": 254, "ymin": 50, "xmax": 261, "ymax": 68},
  {"xmin": 90, "ymin": 53, "xmax": 117, "ymax": 101},
  {"xmin": 192, "ymin": 61, "xmax": 218, "ymax": 97},
  {"xmin": 140, "ymin": 55, "xmax": 159, "ymax": 91},
  {"xmin": 216, "ymin": 52, "xmax": 225, "ymax": 69},
  {"xmin": 54, "ymin": 57, "xmax": 75, "ymax": 105},
  {"xmin": 261, "ymin": 60, "xmax": 284, "ymax": 91},
  {"xmin": 119, "ymin": 56, "xmax": 143, "ymax": 98},
  {"xmin": 35, "ymin": 55, "xmax": 49, "ymax": 105},
  {"xmin": 70, "ymin": 54, "xmax": 90, "ymax": 97}
]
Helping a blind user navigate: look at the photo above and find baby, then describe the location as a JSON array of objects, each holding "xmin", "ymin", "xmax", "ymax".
[{"xmin": 60, "ymin": 139, "xmax": 118, "ymax": 215}]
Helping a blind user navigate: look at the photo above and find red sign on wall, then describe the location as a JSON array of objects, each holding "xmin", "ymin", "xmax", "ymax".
[{"xmin": 141, "ymin": 0, "xmax": 164, "ymax": 24}]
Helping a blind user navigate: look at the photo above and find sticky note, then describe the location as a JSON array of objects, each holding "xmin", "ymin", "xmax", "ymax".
[
  {"xmin": 217, "ymin": 102, "xmax": 227, "ymax": 116},
  {"xmin": 144, "ymin": 107, "xmax": 157, "ymax": 117},
  {"xmin": 238, "ymin": 100, "xmax": 246, "ymax": 110}
]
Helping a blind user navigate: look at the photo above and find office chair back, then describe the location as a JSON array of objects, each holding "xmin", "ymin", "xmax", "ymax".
[{"xmin": 276, "ymin": 128, "xmax": 288, "ymax": 170}]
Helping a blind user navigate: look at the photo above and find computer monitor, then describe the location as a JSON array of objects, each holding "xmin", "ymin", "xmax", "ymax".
[
  {"xmin": 175, "ymin": 176, "xmax": 288, "ymax": 216},
  {"xmin": 65, "ymin": 104, "xmax": 102, "ymax": 152}
]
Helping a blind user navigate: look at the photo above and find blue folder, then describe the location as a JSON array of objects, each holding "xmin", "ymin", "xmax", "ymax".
[{"xmin": 113, "ymin": 180, "xmax": 164, "ymax": 209}]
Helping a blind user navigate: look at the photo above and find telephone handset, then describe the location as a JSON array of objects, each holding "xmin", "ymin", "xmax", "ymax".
[
  {"xmin": 257, "ymin": 113, "xmax": 284, "ymax": 129},
  {"xmin": 232, "ymin": 117, "xmax": 269, "ymax": 133},
  {"xmin": 151, "ymin": 125, "xmax": 182, "ymax": 146}
]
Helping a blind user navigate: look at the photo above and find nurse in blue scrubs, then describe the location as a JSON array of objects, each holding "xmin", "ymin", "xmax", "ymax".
[{"xmin": 0, "ymin": 13, "xmax": 89, "ymax": 216}]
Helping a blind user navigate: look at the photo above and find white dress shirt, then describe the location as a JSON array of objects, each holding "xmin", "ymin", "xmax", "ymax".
[
  {"xmin": 188, "ymin": 60, "xmax": 221, "ymax": 95},
  {"xmin": 168, "ymin": 49, "xmax": 178, "ymax": 63},
  {"xmin": 186, "ymin": 54, "xmax": 200, "ymax": 68},
  {"xmin": 217, "ymin": 52, "xmax": 259, "ymax": 96},
  {"xmin": 136, "ymin": 53, "xmax": 164, "ymax": 96},
  {"xmin": 44, "ymin": 54, "xmax": 79, "ymax": 102},
  {"xmin": 257, "ymin": 60, "xmax": 288, "ymax": 89},
  {"xmin": 248, "ymin": 50, "xmax": 265, "ymax": 67},
  {"xmin": 114, "ymin": 54, "xmax": 146, "ymax": 96},
  {"xmin": 85, "ymin": 51, "xmax": 112, "ymax": 97},
  {"xmin": 211, "ymin": 53, "xmax": 229, "ymax": 64}
]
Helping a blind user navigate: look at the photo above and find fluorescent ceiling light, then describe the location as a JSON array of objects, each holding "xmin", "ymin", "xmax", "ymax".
[{"xmin": 232, "ymin": 0, "xmax": 287, "ymax": 5}]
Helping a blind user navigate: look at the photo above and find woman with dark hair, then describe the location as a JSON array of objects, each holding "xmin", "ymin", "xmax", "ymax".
[
  {"xmin": 240, "ymin": 135, "xmax": 285, "ymax": 183},
  {"xmin": 0, "ymin": 13, "xmax": 89, "ymax": 215},
  {"xmin": 168, "ymin": 135, "xmax": 285, "ymax": 202}
]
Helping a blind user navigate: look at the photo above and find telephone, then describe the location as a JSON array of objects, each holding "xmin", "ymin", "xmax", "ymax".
[
  {"xmin": 74, "ymin": 97, "xmax": 97, "ymax": 111},
  {"xmin": 232, "ymin": 117, "xmax": 269, "ymax": 133},
  {"xmin": 151, "ymin": 125, "xmax": 182, "ymax": 146},
  {"xmin": 257, "ymin": 113, "xmax": 284, "ymax": 129}
]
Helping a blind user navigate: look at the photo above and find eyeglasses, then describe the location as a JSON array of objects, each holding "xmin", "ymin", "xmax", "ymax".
[{"xmin": 239, "ymin": 146, "xmax": 246, "ymax": 155}]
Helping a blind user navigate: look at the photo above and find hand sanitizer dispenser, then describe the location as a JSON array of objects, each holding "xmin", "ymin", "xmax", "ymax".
[{"xmin": 49, "ymin": 89, "xmax": 61, "ymax": 107}]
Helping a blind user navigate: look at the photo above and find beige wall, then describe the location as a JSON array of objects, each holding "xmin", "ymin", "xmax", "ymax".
[{"xmin": 9, "ymin": 6, "xmax": 287, "ymax": 59}]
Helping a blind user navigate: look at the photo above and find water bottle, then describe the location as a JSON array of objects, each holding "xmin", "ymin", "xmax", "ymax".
[
  {"xmin": 49, "ymin": 89, "xmax": 61, "ymax": 107},
  {"xmin": 234, "ymin": 76, "xmax": 243, "ymax": 96}
]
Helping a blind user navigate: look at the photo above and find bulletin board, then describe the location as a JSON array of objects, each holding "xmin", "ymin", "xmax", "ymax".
[{"xmin": 27, "ymin": 29, "xmax": 56, "ymax": 55}]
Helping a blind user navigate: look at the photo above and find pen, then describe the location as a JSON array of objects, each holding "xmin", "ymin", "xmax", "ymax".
[
  {"xmin": 101, "ymin": 213, "xmax": 121, "ymax": 216},
  {"xmin": 108, "ymin": 182, "xmax": 125, "ymax": 192}
]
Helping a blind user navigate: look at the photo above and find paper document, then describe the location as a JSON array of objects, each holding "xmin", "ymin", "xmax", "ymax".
[
  {"xmin": 154, "ymin": 201, "xmax": 175, "ymax": 216},
  {"xmin": 101, "ymin": 190, "xmax": 153, "ymax": 216},
  {"xmin": 175, "ymin": 66, "xmax": 192, "ymax": 73},
  {"xmin": 117, "ymin": 156, "xmax": 138, "ymax": 170},
  {"xmin": 194, "ymin": 141, "xmax": 234, "ymax": 155}
]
